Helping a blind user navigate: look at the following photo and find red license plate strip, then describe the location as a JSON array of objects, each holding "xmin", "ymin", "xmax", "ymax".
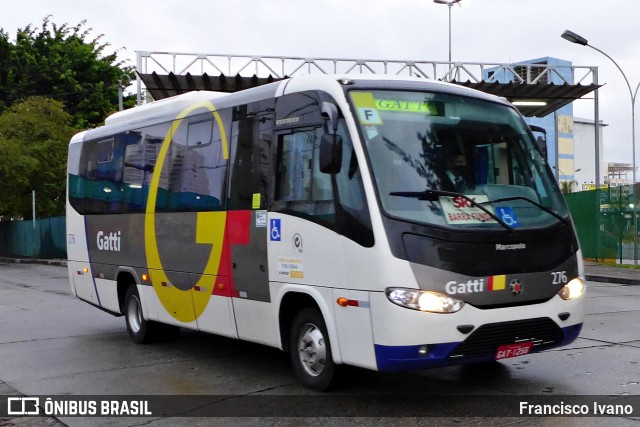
[{"xmin": 495, "ymin": 341, "xmax": 533, "ymax": 360}]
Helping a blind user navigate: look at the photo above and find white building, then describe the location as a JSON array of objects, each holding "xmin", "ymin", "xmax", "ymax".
[{"xmin": 572, "ymin": 117, "xmax": 607, "ymax": 190}]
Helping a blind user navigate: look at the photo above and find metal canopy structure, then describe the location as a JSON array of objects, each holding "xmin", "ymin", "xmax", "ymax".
[
  {"xmin": 453, "ymin": 80, "xmax": 598, "ymax": 117},
  {"xmin": 136, "ymin": 52, "xmax": 600, "ymax": 118}
]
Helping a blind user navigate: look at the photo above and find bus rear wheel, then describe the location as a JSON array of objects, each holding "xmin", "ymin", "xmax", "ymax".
[
  {"xmin": 124, "ymin": 285, "xmax": 152, "ymax": 344},
  {"xmin": 124, "ymin": 285, "xmax": 180, "ymax": 344},
  {"xmin": 289, "ymin": 308, "xmax": 336, "ymax": 391}
]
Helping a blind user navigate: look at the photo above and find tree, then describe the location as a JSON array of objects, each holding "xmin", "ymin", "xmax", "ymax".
[
  {"xmin": 560, "ymin": 180, "xmax": 578, "ymax": 194},
  {"xmin": 0, "ymin": 16, "xmax": 135, "ymax": 129},
  {"xmin": 0, "ymin": 97, "xmax": 75, "ymax": 218},
  {"xmin": 0, "ymin": 17, "xmax": 135, "ymax": 219}
]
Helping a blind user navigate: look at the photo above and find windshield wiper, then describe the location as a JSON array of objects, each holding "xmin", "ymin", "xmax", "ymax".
[
  {"xmin": 389, "ymin": 189, "xmax": 515, "ymax": 233},
  {"xmin": 479, "ymin": 196, "xmax": 570, "ymax": 226}
]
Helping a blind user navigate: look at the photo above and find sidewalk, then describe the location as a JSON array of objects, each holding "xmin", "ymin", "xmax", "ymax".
[
  {"xmin": 583, "ymin": 260, "xmax": 640, "ymax": 285},
  {"xmin": 2, "ymin": 257, "xmax": 639, "ymax": 285},
  {"xmin": 0, "ymin": 257, "xmax": 67, "ymax": 267}
]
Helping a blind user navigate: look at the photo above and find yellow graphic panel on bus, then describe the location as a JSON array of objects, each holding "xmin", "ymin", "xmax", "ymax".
[
  {"xmin": 352, "ymin": 91, "xmax": 444, "ymax": 125},
  {"xmin": 144, "ymin": 101, "xmax": 229, "ymax": 323},
  {"xmin": 351, "ymin": 92, "xmax": 383, "ymax": 125},
  {"xmin": 375, "ymin": 98, "xmax": 442, "ymax": 115}
]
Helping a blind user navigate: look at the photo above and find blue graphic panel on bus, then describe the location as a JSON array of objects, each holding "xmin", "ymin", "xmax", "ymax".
[
  {"xmin": 496, "ymin": 207, "xmax": 520, "ymax": 228},
  {"xmin": 270, "ymin": 219, "xmax": 281, "ymax": 241}
]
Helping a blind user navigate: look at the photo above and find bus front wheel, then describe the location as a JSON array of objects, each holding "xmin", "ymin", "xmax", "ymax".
[{"xmin": 289, "ymin": 308, "xmax": 336, "ymax": 391}]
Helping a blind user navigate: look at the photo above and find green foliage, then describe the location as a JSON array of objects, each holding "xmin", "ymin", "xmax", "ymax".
[
  {"xmin": 0, "ymin": 16, "xmax": 136, "ymax": 219},
  {"xmin": 0, "ymin": 16, "xmax": 135, "ymax": 129},
  {"xmin": 0, "ymin": 97, "xmax": 75, "ymax": 218},
  {"xmin": 560, "ymin": 180, "xmax": 577, "ymax": 194}
]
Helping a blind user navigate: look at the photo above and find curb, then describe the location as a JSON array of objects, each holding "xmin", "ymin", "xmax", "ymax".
[
  {"xmin": 585, "ymin": 274, "xmax": 640, "ymax": 286},
  {"xmin": 0, "ymin": 257, "xmax": 67, "ymax": 267}
]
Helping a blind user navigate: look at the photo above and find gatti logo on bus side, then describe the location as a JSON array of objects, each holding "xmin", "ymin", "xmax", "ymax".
[{"xmin": 96, "ymin": 230, "xmax": 121, "ymax": 252}]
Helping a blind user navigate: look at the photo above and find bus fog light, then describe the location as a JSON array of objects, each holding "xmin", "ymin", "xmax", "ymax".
[
  {"xmin": 559, "ymin": 278, "xmax": 586, "ymax": 300},
  {"xmin": 386, "ymin": 288, "xmax": 464, "ymax": 313},
  {"xmin": 418, "ymin": 345, "xmax": 428, "ymax": 356}
]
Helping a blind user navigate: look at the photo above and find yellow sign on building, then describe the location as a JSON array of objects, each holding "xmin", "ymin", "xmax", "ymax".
[{"xmin": 557, "ymin": 115, "xmax": 574, "ymax": 134}]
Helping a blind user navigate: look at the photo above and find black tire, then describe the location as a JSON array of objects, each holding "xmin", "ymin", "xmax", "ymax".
[
  {"xmin": 123, "ymin": 285, "xmax": 180, "ymax": 344},
  {"xmin": 124, "ymin": 285, "xmax": 152, "ymax": 344},
  {"xmin": 289, "ymin": 308, "xmax": 336, "ymax": 391}
]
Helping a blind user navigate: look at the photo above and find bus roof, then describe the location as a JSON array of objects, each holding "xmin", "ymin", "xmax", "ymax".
[
  {"xmin": 91, "ymin": 74, "xmax": 509, "ymax": 139},
  {"xmin": 104, "ymin": 91, "xmax": 229, "ymax": 127}
]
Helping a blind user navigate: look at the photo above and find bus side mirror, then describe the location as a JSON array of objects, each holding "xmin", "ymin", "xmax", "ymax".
[
  {"xmin": 321, "ymin": 102, "xmax": 339, "ymax": 133},
  {"xmin": 528, "ymin": 125, "xmax": 548, "ymax": 159},
  {"xmin": 320, "ymin": 134, "xmax": 343, "ymax": 174}
]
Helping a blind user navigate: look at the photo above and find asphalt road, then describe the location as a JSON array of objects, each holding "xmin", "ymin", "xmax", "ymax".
[{"xmin": 0, "ymin": 262, "xmax": 639, "ymax": 426}]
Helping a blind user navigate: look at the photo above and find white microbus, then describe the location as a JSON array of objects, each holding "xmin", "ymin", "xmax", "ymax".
[{"xmin": 67, "ymin": 75, "xmax": 586, "ymax": 390}]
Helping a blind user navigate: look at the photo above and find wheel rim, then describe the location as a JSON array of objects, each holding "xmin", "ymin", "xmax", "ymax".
[
  {"xmin": 297, "ymin": 322, "xmax": 327, "ymax": 377},
  {"xmin": 127, "ymin": 294, "xmax": 142, "ymax": 333}
]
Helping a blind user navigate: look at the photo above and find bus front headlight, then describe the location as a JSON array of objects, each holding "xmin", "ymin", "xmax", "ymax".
[
  {"xmin": 386, "ymin": 288, "xmax": 464, "ymax": 313},
  {"xmin": 558, "ymin": 277, "xmax": 586, "ymax": 300}
]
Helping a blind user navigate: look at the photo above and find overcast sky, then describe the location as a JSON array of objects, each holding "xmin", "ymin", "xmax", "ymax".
[{"xmin": 3, "ymin": 0, "xmax": 640, "ymax": 165}]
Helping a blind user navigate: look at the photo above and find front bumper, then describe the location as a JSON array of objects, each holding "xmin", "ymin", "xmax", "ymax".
[{"xmin": 374, "ymin": 320, "xmax": 582, "ymax": 372}]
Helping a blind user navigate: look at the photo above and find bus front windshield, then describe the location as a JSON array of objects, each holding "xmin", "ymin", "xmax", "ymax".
[{"xmin": 350, "ymin": 90, "xmax": 569, "ymax": 230}]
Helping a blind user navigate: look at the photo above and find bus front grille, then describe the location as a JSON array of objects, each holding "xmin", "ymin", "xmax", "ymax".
[{"xmin": 448, "ymin": 317, "xmax": 563, "ymax": 359}]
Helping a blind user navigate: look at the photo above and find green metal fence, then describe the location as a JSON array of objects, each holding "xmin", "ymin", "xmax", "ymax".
[
  {"xmin": 565, "ymin": 185, "xmax": 638, "ymax": 262},
  {"xmin": 0, "ymin": 192, "xmax": 637, "ymax": 263},
  {"xmin": 0, "ymin": 216, "xmax": 66, "ymax": 259}
]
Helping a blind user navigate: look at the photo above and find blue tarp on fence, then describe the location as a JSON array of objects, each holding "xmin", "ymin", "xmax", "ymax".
[{"xmin": 0, "ymin": 216, "xmax": 66, "ymax": 259}]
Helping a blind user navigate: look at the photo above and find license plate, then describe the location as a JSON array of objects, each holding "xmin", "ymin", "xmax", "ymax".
[{"xmin": 495, "ymin": 341, "xmax": 533, "ymax": 360}]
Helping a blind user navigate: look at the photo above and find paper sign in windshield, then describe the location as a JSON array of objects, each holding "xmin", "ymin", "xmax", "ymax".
[{"xmin": 440, "ymin": 195, "xmax": 496, "ymax": 225}]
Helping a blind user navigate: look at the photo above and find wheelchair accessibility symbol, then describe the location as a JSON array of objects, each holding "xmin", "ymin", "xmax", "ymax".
[
  {"xmin": 496, "ymin": 207, "xmax": 520, "ymax": 228},
  {"xmin": 270, "ymin": 219, "xmax": 282, "ymax": 241}
]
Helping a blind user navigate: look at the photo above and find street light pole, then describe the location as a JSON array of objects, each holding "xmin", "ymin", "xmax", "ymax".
[
  {"xmin": 434, "ymin": 0, "xmax": 462, "ymax": 64},
  {"xmin": 562, "ymin": 29, "xmax": 640, "ymax": 263},
  {"xmin": 118, "ymin": 74, "xmax": 131, "ymax": 111}
]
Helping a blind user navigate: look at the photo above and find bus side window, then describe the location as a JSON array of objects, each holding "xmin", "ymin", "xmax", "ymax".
[
  {"xmin": 181, "ymin": 112, "xmax": 228, "ymax": 211},
  {"xmin": 73, "ymin": 136, "xmax": 127, "ymax": 214},
  {"xmin": 274, "ymin": 127, "xmax": 336, "ymax": 226},
  {"xmin": 122, "ymin": 136, "xmax": 157, "ymax": 211},
  {"xmin": 152, "ymin": 111, "xmax": 229, "ymax": 212}
]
